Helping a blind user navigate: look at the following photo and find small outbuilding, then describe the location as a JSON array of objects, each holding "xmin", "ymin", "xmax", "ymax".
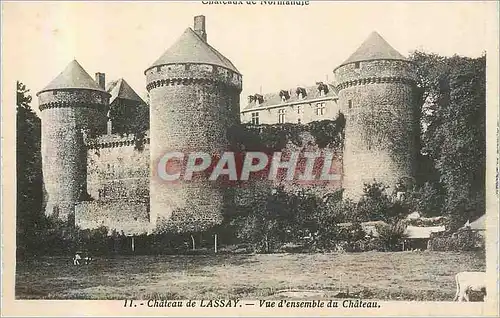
[{"xmin": 403, "ymin": 225, "xmax": 446, "ymax": 251}]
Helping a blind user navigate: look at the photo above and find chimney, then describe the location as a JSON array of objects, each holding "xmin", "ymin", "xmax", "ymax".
[
  {"xmin": 194, "ymin": 15, "xmax": 207, "ymax": 42},
  {"xmin": 107, "ymin": 119, "xmax": 113, "ymax": 135},
  {"xmin": 95, "ymin": 72, "xmax": 105, "ymax": 90}
]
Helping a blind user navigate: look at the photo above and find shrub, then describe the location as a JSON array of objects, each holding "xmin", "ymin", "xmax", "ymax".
[
  {"xmin": 375, "ymin": 221, "xmax": 407, "ymax": 251},
  {"xmin": 428, "ymin": 228, "xmax": 485, "ymax": 251}
]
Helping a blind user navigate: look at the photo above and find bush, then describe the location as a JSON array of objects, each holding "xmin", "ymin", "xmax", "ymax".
[
  {"xmin": 428, "ymin": 228, "xmax": 484, "ymax": 251},
  {"xmin": 375, "ymin": 222, "xmax": 407, "ymax": 251}
]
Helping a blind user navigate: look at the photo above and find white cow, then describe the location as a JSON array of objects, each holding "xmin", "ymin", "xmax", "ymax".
[{"xmin": 453, "ymin": 271, "xmax": 486, "ymax": 302}]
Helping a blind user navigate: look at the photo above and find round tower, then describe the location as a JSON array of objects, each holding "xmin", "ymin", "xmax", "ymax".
[
  {"xmin": 333, "ymin": 32, "xmax": 418, "ymax": 200},
  {"xmin": 37, "ymin": 60, "xmax": 109, "ymax": 221},
  {"xmin": 145, "ymin": 16, "xmax": 242, "ymax": 229}
]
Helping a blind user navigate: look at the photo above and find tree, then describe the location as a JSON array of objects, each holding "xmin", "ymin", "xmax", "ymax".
[
  {"xmin": 16, "ymin": 81, "xmax": 44, "ymax": 258},
  {"xmin": 355, "ymin": 182, "xmax": 408, "ymax": 223},
  {"xmin": 232, "ymin": 186, "xmax": 293, "ymax": 253},
  {"xmin": 410, "ymin": 52, "xmax": 486, "ymax": 225}
]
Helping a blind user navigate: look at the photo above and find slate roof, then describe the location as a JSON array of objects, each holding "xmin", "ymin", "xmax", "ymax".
[
  {"xmin": 336, "ymin": 31, "xmax": 407, "ymax": 68},
  {"xmin": 242, "ymin": 83, "xmax": 338, "ymax": 112},
  {"xmin": 146, "ymin": 27, "xmax": 240, "ymax": 74},
  {"xmin": 106, "ymin": 78, "xmax": 146, "ymax": 105},
  {"xmin": 37, "ymin": 60, "xmax": 107, "ymax": 95}
]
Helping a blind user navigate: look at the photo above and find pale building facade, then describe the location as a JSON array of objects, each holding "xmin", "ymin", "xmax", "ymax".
[{"xmin": 240, "ymin": 82, "xmax": 340, "ymax": 125}]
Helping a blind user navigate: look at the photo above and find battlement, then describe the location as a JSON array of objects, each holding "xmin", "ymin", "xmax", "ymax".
[
  {"xmin": 86, "ymin": 131, "xmax": 150, "ymax": 149},
  {"xmin": 145, "ymin": 63, "xmax": 242, "ymax": 92},
  {"xmin": 38, "ymin": 89, "xmax": 109, "ymax": 111},
  {"xmin": 334, "ymin": 60, "xmax": 417, "ymax": 90}
]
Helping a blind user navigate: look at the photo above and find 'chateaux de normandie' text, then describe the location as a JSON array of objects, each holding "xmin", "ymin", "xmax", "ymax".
[{"xmin": 202, "ymin": 1, "xmax": 310, "ymax": 5}]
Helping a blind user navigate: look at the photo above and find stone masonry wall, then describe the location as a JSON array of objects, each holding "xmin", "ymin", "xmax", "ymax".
[
  {"xmin": 146, "ymin": 63, "xmax": 242, "ymax": 230},
  {"xmin": 276, "ymin": 132, "xmax": 343, "ymax": 196},
  {"xmin": 79, "ymin": 133, "xmax": 150, "ymax": 234},
  {"xmin": 334, "ymin": 60, "xmax": 418, "ymax": 199},
  {"xmin": 38, "ymin": 89, "xmax": 108, "ymax": 220},
  {"xmin": 75, "ymin": 200, "xmax": 151, "ymax": 236},
  {"xmin": 86, "ymin": 133, "xmax": 150, "ymax": 202}
]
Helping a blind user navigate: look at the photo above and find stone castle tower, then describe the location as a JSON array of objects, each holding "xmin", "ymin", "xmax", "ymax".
[
  {"xmin": 145, "ymin": 16, "xmax": 242, "ymax": 228},
  {"xmin": 37, "ymin": 60, "xmax": 110, "ymax": 220},
  {"xmin": 333, "ymin": 32, "xmax": 418, "ymax": 199}
]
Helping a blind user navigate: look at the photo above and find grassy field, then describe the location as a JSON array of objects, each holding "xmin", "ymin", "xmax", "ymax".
[{"xmin": 16, "ymin": 251, "xmax": 485, "ymax": 301}]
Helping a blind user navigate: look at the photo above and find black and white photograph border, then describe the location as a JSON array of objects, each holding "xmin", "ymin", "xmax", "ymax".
[{"xmin": 1, "ymin": 1, "xmax": 499, "ymax": 317}]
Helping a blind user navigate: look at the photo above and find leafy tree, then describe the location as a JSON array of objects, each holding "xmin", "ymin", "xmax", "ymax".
[
  {"xmin": 410, "ymin": 52, "xmax": 486, "ymax": 225},
  {"xmin": 356, "ymin": 182, "xmax": 408, "ymax": 223},
  {"xmin": 16, "ymin": 81, "xmax": 44, "ymax": 258},
  {"xmin": 231, "ymin": 186, "xmax": 295, "ymax": 253},
  {"xmin": 406, "ymin": 182, "xmax": 446, "ymax": 217}
]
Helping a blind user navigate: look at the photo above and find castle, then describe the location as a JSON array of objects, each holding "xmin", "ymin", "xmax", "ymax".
[{"xmin": 37, "ymin": 16, "xmax": 418, "ymax": 235}]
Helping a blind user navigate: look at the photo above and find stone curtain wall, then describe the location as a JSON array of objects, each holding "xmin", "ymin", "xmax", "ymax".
[
  {"xmin": 146, "ymin": 63, "xmax": 242, "ymax": 229},
  {"xmin": 276, "ymin": 132, "xmax": 343, "ymax": 196},
  {"xmin": 38, "ymin": 89, "xmax": 109, "ymax": 220},
  {"xmin": 334, "ymin": 60, "xmax": 418, "ymax": 199},
  {"xmin": 78, "ymin": 133, "xmax": 151, "ymax": 235},
  {"xmin": 80, "ymin": 130, "xmax": 341, "ymax": 234},
  {"xmin": 86, "ymin": 133, "xmax": 150, "ymax": 202}
]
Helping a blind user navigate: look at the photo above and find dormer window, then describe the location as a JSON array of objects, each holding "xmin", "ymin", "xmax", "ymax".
[
  {"xmin": 279, "ymin": 90, "xmax": 290, "ymax": 103},
  {"xmin": 317, "ymin": 82, "xmax": 329, "ymax": 96},
  {"xmin": 254, "ymin": 94, "xmax": 264, "ymax": 105},
  {"xmin": 354, "ymin": 62, "xmax": 361, "ymax": 69},
  {"xmin": 248, "ymin": 95, "xmax": 256, "ymax": 104},
  {"xmin": 296, "ymin": 87, "xmax": 307, "ymax": 99}
]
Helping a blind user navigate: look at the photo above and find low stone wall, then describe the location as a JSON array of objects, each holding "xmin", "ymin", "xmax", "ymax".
[{"xmin": 75, "ymin": 200, "xmax": 151, "ymax": 235}]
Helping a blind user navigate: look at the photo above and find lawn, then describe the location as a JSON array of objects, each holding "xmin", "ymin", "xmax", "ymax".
[{"xmin": 15, "ymin": 251, "xmax": 485, "ymax": 301}]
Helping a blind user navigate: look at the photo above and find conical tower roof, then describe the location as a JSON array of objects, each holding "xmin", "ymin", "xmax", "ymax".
[
  {"xmin": 37, "ymin": 60, "xmax": 107, "ymax": 95},
  {"xmin": 106, "ymin": 78, "xmax": 145, "ymax": 105},
  {"xmin": 337, "ymin": 32, "xmax": 407, "ymax": 68},
  {"xmin": 145, "ymin": 27, "xmax": 240, "ymax": 74}
]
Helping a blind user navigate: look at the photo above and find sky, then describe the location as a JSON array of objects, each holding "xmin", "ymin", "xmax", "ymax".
[{"xmin": 2, "ymin": 1, "xmax": 497, "ymax": 114}]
